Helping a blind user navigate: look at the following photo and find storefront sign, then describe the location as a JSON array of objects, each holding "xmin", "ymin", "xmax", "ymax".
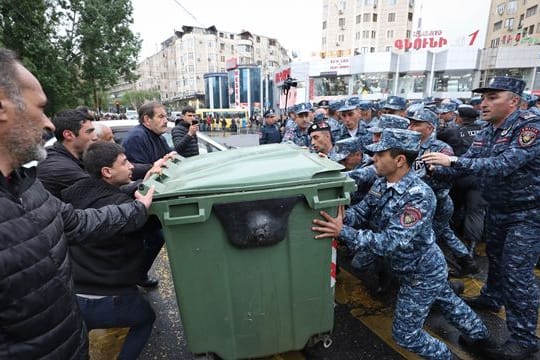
[
  {"xmin": 394, "ymin": 29, "xmax": 480, "ymax": 51},
  {"xmin": 234, "ymin": 69, "xmax": 240, "ymax": 107},
  {"xmin": 275, "ymin": 68, "xmax": 291, "ymax": 84},
  {"xmin": 226, "ymin": 58, "xmax": 238, "ymax": 71}
]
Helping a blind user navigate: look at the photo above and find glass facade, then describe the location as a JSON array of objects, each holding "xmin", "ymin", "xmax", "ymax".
[
  {"xmin": 226, "ymin": 65, "xmax": 261, "ymax": 113},
  {"xmin": 397, "ymin": 72, "xmax": 427, "ymax": 95},
  {"xmin": 312, "ymin": 75, "xmax": 351, "ymax": 96},
  {"xmin": 352, "ymin": 73, "xmax": 395, "ymax": 95},
  {"xmin": 203, "ymin": 73, "xmax": 229, "ymax": 109},
  {"xmin": 432, "ymin": 71, "xmax": 474, "ymax": 92}
]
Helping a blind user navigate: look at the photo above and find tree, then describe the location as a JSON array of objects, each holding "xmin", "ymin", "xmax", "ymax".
[
  {"xmin": 121, "ymin": 89, "xmax": 160, "ymax": 110},
  {"xmin": 0, "ymin": 0, "xmax": 141, "ymax": 113}
]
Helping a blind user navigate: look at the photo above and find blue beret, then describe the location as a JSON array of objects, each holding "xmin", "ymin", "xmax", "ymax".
[
  {"xmin": 308, "ymin": 121, "xmax": 331, "ymax": 135},
  {"xmin": 473, "ymin": 76, "xmax": 526, "ymax": 96},
  {"xmin": 365, "ymin": 128, "xmax": 421, "ymax": 153}
]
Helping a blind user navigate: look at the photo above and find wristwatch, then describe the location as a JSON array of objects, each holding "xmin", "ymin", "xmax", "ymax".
[{"xmin": 449, "ymin": 156, "xmax": 458, "ymax": 167}]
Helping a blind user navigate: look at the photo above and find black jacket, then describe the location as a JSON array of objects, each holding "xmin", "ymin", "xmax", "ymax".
[
  {"xmin": 171, "ymin": 120, "xmax": 199, "ymax": 157},
  {"xmin": 62, "ymin": 178, "xmax": 160, "ymax": 296},
  {"xmin": 0, "ymin": 167, "xmax": 148, "ymax": 359},
  {"xmin": 36, "ymin": 142, "xmax": 89, "ymax": 199}
]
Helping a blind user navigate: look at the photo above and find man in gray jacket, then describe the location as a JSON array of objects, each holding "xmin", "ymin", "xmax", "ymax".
[{"xmin": 0, "ymin": 48, "xmax": 154, "ymax": 359}]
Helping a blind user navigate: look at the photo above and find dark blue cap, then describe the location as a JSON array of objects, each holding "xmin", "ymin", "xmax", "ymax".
[
  {"xmin": 473, "ymin": 76, "xmax": 526, "ymax": 96},
  {"xmin": 338, "ymin": 97, "xmax": 361, "ymax": 112},
  {"xmin": 407, "ymin": 107, "xmax": 439, "ymax": 127},
  {"xmin": 383, "ymin": 96, "xmax": 407, "ymax": 110},
  {"xmin": 365, "ymin": 128, "xmax": 421, "ymax": 153},
  {"xmin": 469, "ymin": 96, "xmax": 482, "ymax": 106},
  {"xmin": 264, "ymin": 108, "xmax": 277, "ymax": 117},
  {"xmin": 313, "ymin": 112, "xmax": 327, "ymax": 123},
  {"xmin": 331, "ymin": 137, "xmax": 363, "ymax": 161},
  {"xmin": 329, "ymin": 100, "xmax": 345, "ymax": 112},
  {"xmin": 521, "ymin": 92, "xmax": 539, "ymax": 108},
  {"xmin": 436, "ymin": 102, "xmax": 458, "ymax": 114},
  {"xmin": 317, "ymin": 100, "xmax": 330, "ymax": 108},
  {"xmin": 358, "ymin": 101, "xmax": 373, "ymax": 110},
  {"xmin": 307, "ymin": 120, "xmax": 331, "ymax": 135},
  {"xmin": 294, "ymin": 102, "xmax": 313, "ymax": 114},
  {"xmin": 457, "ymin": 105, "xmax": 478, "ymax": 119},
  {"xmin": 368, "ymin": 114, "xmax": 410, "ymax": 133}
]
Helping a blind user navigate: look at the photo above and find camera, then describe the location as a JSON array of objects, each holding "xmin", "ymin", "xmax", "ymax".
[
  {"xmin": 283, "ymin": 76, "xmax": 298, "ymax": 90},
  {"xmin": 192, "ymin": 119, "xmax": 199, "ymax": 125}
]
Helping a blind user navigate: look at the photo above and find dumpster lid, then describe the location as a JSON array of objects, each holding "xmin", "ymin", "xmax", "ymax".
[{"xmin": 143, "ymin": 143, "xmax": 347, "ymax": 198}]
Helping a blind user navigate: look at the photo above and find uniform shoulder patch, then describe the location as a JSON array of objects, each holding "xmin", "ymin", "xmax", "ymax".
[
  {"xmin": 400, "ymin": 205, "xmax": 422, "ymax": 227},
  {"xmin": 517, "ymin": 127, "xmax": 539, "ymax": 147}
]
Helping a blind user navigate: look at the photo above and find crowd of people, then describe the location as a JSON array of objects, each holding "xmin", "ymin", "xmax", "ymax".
[{"xmin": 2, "ymin": 42, "xmax": 540, "ymax": 360}]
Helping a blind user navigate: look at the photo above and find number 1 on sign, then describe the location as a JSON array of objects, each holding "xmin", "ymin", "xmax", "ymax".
[{"xmin": 468, "ymin": 30, "xmax": 479, "ymax": 46}]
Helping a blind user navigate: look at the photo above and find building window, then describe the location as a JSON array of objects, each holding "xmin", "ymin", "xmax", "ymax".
[
  {"xmin": 220, "ymin": 56, "xmax": 225, "ymax": 62},
  {"xmin": 364, "ymin": 0, "xmax": 374, "ymax": 5},
  {"xmin": 356, "ymin": 14, "xmax": 361, "ymax": 23},
  {"xmin": 406, "ymin": 30, "xmax": 411, "ymax": 37},
  {"xmin": 363, "ymin": 13, "xmax": 371, "ymax": 22},
  {"xmin": 339, "ymin": 18, "xmax": 346, "ymax": 27},
  {"xmin": 387, "ymin": 0, "xmax": 397, "ymax": 4},
  {"xmin": 493, "ymin": 21, "xmax": 503, "ymax": 31},
  {"xmin": 356, "ymin": 31, "xmax": 361, "ymax": 40},
  {"xmin": 526, "ymin": 5, "xmax": 537, "ymax": 17},
  {"xmin": 361, "ymin": 47, "xmax": 369, "ymax": 53},
  {"xmin": 497, "ymin": 3, "xmax": 506, "ymax": 15},
  {"xmin": 187, "ymin": 52, "xmax": 194, "ymax": 60},
  {"xmin": 508, "ymin": 0, "xmax": 517, "ymax": 14},
  {"xmin": 188, "ymin": 65, "xmax": 194, "ymax": 72},
  {"xmin": 408, "ymin": 12, "xmax": 413, "ymax": 21},
  {"xmin": 363, "ymin": 30, "xmax": 370, "ymax": 39},
  {"xmin": 490, "ymin": 38, "xmax": 500, "ymax": 48},
  {"xmin": 220, "ymin": 43, "xmax": 225, "ymax": 51},
  {"xmin": 338, "ymin": 34, "xmax": 345, "ymax": 42},
  {"xmin": 370, "ymin": 47, "xmax": 375, "ymax": 52},
  {"xmin": 387, "ymin": 29, "xmax": 394, "ymax": 38},
  {"xmin": 323, "ymin": 21, "xmax": 327, "ymax": 29},
  {"xmin": 371, "ymin": 30, "xmax": 376, "ymax": 38},
  {"xmin": 537, "ymin": 23, "xmax": 540, "ymax": 32},
  {"xmin": 388, "ymin": 12, "xmax": 396, "ymax": 22},
  {"xmin": 385, "ymin": 46, "xmax": 392, "ymax": 52},
  {"xmin": 322, "ymin": 37, "xmax": 326, "ymax": 45},
  {"xmin": 373, "ymin": 13, "xmax": 378, "ymax": 22},
  {"xmin": 505, "ymin": 17, "xmax": 515, "ymax": 30}
]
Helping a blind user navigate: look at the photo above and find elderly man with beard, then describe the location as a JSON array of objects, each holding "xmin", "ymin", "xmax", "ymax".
[{"xmin": 0, "ymin": 48, "xmax": 154, "ymax": 359}]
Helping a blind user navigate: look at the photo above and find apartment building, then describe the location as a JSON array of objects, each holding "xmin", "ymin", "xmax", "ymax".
[
  {"xmin": 111, "ymin": 25, "xmax": 291, "ymax": 109},
  {"xmin": 321, "ymin": 0, "xmax": 415, "ymax": 58}
]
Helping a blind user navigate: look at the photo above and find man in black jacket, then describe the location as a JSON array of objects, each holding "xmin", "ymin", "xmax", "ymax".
[
  {"xmin": 36, "ymin": 108, "xmax": 97, "ymax": 198},
  {"xmin": 62, "ymin": 141, "xmax": 162, "ymax": 359},
  {"xmin": 172, "ymin": 105, "xmax": 199, "ymax": 157},
  {"xmin": 0, "ymin": 48, "xmax": 154, "ymax": 359}
]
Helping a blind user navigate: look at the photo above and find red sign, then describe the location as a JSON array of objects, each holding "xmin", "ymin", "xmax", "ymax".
[
  {"xmin": 275, "ymin": 68, "xmax": 291, "ymax": 83},
  {"xmin": 226, "ymin": 58, "xmax": 238, "ymax": 70},
  {"xmin": 394, "ymin": 37, "xmax": 448, "ymax": 50}
]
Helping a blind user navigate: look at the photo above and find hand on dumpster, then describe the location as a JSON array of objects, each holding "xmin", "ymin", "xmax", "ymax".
[
  {"xmin": 312, "ymin": 205, "xmax": 344, "ymax": 239},
  {"xmin": 135, "ymin": 186, "xmax": 155, "ymax": 209}
]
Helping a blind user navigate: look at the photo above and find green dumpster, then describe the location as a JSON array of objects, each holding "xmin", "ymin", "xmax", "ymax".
[{"xmin": 142, "ymin": 143, "xmax": 355, "ymax": 359}]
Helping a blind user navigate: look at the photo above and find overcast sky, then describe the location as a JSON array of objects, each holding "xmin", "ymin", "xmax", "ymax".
[{"xmin": 131, "ymin": 0, "xmax": 490, "ymax": 60}]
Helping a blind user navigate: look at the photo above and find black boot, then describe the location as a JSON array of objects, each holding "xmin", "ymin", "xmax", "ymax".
[
  {"xmin": 484, "ymin": 340, "xmax": 539, "ymax": 360},
  {"xmin": 458, "ymin": 334, "xmax": 499, "ymax": 357},
  {"xmin": 462, "ymin": 295, "xmax": 501, "ymax": 312},
  {"xmin": 449, "ymin": 255, "xmax": 478, "ymax": 277},
  {"xmin": 449, "ymin": 279, "xmax": 464, "ymax": 296}
]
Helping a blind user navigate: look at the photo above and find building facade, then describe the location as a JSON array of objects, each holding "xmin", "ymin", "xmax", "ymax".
[
  {"xmin": 321, "ymin": 0, "xmax": 415, "ymax": 58},
  {"xmin": 111, "ymin": 25, "xmax": 291, "ymax": 111}
]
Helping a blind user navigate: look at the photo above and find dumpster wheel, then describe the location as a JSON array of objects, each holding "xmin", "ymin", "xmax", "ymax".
[{"xmin": 306, "ymin": 333, "xmax": 333, "ymax": 349}]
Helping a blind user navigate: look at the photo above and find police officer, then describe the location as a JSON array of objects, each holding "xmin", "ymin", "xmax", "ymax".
[
  {"xmin": 337, "ymin": 97, "xmax": 367, "ymax": 143},
  {"xmin": 423, "ymin": 76, "xmax": 540, "ymax": 360},
  {"xmin": 381, "ymin": 95, "xmax": 407, "ymax": 116},
  {"xmin": 317, "ymin": 100, "xmax": 341, "ymax": 141},
  {"xmin": 437, "ymin": 102, "xmax": 459, "ymax": 128},
  {"xmin": 308, "ymin": 121, "xmax": 334, "ymax": 157},
  {"xmin": 281, "ymin": 102, "xmax": 312, "ymax": 147},
  {"xmin": 312, "ymin": 128, "xmax": 492, "ymax": 360},
  {"xmin": 408, "ymin": 107, "xmax": 478, "ymax": 277},
  {"xmin": 259, "ymin": 109, "xmax": 281, "ymax": 145}
]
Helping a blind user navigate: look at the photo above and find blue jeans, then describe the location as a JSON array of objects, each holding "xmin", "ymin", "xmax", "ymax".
[{"xmin": 77, "ymin": 292, "xmax": 155, "ymax": 359}]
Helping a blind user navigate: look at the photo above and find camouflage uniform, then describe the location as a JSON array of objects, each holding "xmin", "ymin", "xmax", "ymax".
[
  {"xmin": 438, "ymin": 108, "xmax": 540, "ymax": 350},
  {"xmin": 281, "ymin": 124, "xmax": 310, "ymax": 147},
  {"xmin": 341, "ymin": 129, "xmax": 488, "ymax": 359}
]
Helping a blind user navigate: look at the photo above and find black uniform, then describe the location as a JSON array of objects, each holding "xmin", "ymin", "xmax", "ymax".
[{"xmin": 259, "ymin": 123, "xmax": 282, "ymax": 144}]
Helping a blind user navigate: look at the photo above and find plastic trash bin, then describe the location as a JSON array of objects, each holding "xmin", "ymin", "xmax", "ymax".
[{"xmin": 142, "ymin": 143, "xmax": 356, "ymax": 359}]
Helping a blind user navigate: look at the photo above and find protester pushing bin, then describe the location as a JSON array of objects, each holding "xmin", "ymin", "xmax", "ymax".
[{"xmin": 141, "ymin": 143, "xmax": 355, "ymax": 359}]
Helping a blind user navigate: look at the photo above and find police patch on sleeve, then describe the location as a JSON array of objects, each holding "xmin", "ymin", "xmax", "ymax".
[
  {"xmin": 517, "ymin": 127, "xmax": 539, "ymax": 147},
  {"xmin": 400, "ymin": 206, "xmax": 422, "ymax": 227}
]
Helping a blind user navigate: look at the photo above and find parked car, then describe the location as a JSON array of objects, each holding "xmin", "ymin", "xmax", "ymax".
[
  {"xmin": 95, "ymin": 119, "xmax": 228, "ymax": 154},
  {"xmin": 23, "ymin": 119, "xmax": 227, "ymax": 168}
]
